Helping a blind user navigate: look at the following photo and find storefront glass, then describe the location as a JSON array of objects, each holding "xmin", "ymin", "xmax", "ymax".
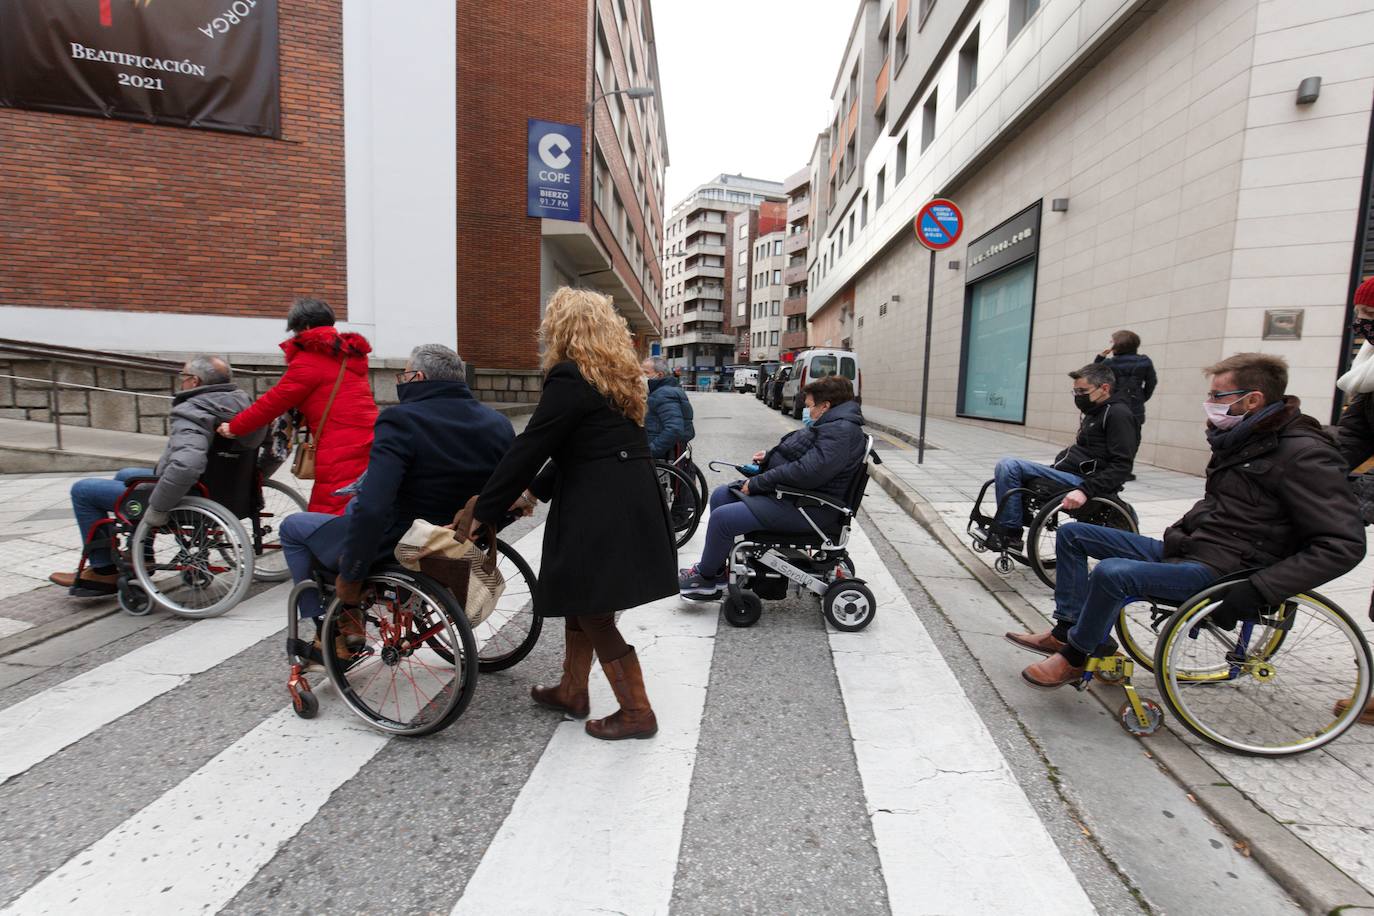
[{"xmin": 959, "ymin": 260, "xmax": 1035, "ymax": 422}]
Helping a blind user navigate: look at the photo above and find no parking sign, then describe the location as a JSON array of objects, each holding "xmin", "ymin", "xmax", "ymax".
[{"xmin": 914, "ymin": 199, "xmax": 964, "ymax": 250}]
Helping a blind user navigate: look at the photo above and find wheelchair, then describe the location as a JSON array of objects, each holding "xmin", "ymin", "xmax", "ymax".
[
  {"xmin": 701, "ymin": 436, "xmax": 881, "ymax": 632},
  {"xmin": 284, "ymin": 521, "xmax": 540, "ymax": 736},
  {"xmin": 656, "ymin": 444, "xmax": 705, "ymax": 549},
  {"xmin": 76, "ymin": 437, "xmax": 307, "ymax": 618},
  {"xmin": 1070, "ymin": 573, "xmax": 1373, "ymax": 756},
  {"xmin": 967, "ymin": 474, "xmax": 1137, "ymax": 587}
]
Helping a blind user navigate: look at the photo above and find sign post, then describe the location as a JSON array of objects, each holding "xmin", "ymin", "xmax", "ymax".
[{"xmin": 912, "ymin": 198, "xmax": 964, "ymax": 464}]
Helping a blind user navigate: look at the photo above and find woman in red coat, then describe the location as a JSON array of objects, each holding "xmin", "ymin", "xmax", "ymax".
[{"xmin": 219, "ymin": 298, "xmax": 378, "ymax": 514}]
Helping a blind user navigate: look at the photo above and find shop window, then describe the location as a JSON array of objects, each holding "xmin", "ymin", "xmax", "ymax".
[{"xmin": 959, "ymin": 260, "xmax": 1035, "ymax": 422}]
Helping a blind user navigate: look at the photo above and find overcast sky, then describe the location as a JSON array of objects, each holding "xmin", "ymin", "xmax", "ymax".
[{"xmin": 655, "ymin": 0, "xmax": 860, "ymax": 208}]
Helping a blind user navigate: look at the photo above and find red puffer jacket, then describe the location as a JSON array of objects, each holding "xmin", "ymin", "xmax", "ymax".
[{"xmin": 228, "ymin": 326, "xmax": 378, "ymax": 514}]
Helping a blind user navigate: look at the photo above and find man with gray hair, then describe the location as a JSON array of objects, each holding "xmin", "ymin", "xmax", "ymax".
[
  {"xmin": 52, "ymin": 355, "xmax": 265, "ymax": 596},
  {"xmin": 642, "ymin": 355, "xmax": 694, "ymax": 461},
  {"xmin": 978, "ymin": 362, "xmax": 1140, "ymax": 553},
  {"xmin": 277, "ymin": 344, "xmax": 514, "ymax": 646}
]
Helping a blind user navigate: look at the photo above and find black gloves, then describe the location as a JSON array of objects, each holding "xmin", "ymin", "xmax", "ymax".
[{"xmin": 1211, "ymin": 579, "xmax": 1266, "ymax": 630}]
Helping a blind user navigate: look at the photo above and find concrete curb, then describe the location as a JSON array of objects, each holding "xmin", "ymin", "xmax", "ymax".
[
  {"xmin": 0, "ymin": 604, "xmax": 120, "ymax": 661},
  {"xmin": 868, "ymin": 462, "xmax": 1374, "ymax": 915},
  {"xmin": 864, "ymin": 417, "xmax": 936, "ymax": 451}
]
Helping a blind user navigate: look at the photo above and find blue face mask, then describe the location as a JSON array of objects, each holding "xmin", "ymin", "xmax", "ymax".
[{"xmin": 802, "ymin": 414, "xmax": 816, "ymax": 428}]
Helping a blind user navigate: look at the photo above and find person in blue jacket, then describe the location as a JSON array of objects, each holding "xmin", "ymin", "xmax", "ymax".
[
  {"xmin": 642, "ymin": 356, "xmax": 694, "ymax": 459},
  {"xmin": 278, "ymin": 344, "xmax": 515, "ymax": 658}
]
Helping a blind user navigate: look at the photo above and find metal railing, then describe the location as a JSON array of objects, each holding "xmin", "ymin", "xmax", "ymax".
[{"xmin": 0, "ymin": 374, "xmax": 172, "ymax": 451}]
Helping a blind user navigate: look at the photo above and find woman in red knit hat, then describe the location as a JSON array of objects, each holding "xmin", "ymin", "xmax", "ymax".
[{"xmin": 1332, "ymin": 273, "xmax": 1374, "ymax": 725}]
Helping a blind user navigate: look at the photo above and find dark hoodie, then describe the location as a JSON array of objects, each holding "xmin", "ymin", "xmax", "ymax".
[
  {"xmin": 1163, "ymin": 396, "xmax": 1365, "ymax": 603},
  {"xmin": 1052, "ymin": 395, "xmax": 1140, "ymax": 498}
]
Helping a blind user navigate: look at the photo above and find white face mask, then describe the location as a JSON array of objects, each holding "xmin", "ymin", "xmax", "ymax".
[{"xmin": 1204, "ymin": 400, "xmax": 1245, "ymax": 430}]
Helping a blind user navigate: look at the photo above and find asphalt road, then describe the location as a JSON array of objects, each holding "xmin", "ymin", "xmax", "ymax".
[{"xmin": 0, "ymin": 392, "xmax": 1301, "ymax": 914}]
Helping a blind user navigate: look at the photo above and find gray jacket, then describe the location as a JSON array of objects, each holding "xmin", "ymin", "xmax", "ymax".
[{"xmin": 151, "ymin": 383, "xmax": 265, "ymax": 512}]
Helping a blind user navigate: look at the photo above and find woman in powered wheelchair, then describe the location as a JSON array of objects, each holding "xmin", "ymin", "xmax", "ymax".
[{"xmin": 679, "ymin": 375, "xmax": 882, "ymax": 631}]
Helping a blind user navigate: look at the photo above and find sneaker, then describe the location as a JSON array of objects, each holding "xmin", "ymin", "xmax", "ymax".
[
  {"xmin": 984, "ymin": 528, "xmax": 1024, "ymax": 553},
  {"xmin": 679, "ymin": 564, "xmax": 723, "ymax": 600}
]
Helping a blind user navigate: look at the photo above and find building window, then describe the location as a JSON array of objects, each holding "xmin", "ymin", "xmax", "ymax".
[
  {"xmin": 773, "ymin": 269, "xmax": 782, "ymax": 284},
  {"xmin": 921, "ymin": 90, "xmax": 938, "ymax": 152},
  {"xmin": 848, "ymin": 212, "xmax": 856, "ymax": 243},
  {"xmin": 957, "ymin": 27, "xmax": 980, "ymax": 106},
  {"xmin": 919, "ymin": 0, "xmax": 935, "ymax": 27},
  {"xmin": 738, "ymin": 250, "xmax": 747, "ymax": 265},
  {"xmin": 1008, "ymin": 0, "xmax": 1040, "ymax": 43},
  {"xmin": 896, "ymin": 135, "xmax": 908, "ymax": 183},
  {"xmin": 861, "ymin": 193, "xmax": 869, "ymax": 228},
  {"xmin": 897, "ymin": 21, "xmax": 909, "ymax": 68},
  {"xmin": 876, "ymin": 168, "xmax": 886, "ymax": 209},
  {"xmin": 738, "ymin": 223, "xmax": 748, "ymax": 238},
  {"xmin": 774, "ymin": 240, "xmax": 783, "ymax": 256},
  {"xmin": 960, "ymin": 261, "xmax": 1035, "ymax": 422},
  {"xmin": 771, "ymin": 331, "xmax": 779, "ymax": 346},
  {"xmin": 772, "ymin": 300, "xmax": 780, "ymax": 316}
]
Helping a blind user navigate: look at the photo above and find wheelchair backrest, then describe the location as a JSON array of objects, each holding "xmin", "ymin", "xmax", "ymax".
[
  {"xmin": 843, "ymin": 435, "xmax": 879, "ymax": 514},
  {"xmin": 199, "ymin": 435, "xmax": 259, "ymax": 519}
]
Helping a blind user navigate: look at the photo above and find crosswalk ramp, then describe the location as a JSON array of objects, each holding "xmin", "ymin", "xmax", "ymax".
[{"xmin": 0, "ymin": 517, "xmax": 1093, "ymax": 915}]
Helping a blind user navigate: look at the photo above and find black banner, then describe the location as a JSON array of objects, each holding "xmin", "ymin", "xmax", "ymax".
[{"xmin": 0, "ymin": 0, "xmax": 280, "ymax": 137}]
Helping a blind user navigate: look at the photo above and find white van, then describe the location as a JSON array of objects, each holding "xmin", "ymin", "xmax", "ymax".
[
  {"xmin": 780, "ymin": 348, "xmax": 861, "ymax": 418},
  {"xmin": 733, "ymin": 367, "xmax": 759, "ymax": 393}
]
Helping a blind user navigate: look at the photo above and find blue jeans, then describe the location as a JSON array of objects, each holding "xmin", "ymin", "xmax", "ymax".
[
  {"xmin": 993, "ymin": 458, "xmax": 1084, "ymax": 533},
  {"xmin": 281, "ymin": 511, "xmax": 335, "ymax": 618},
  {"xmin": 71, "ymin": 467, "xmax": 155, "ymax": 567},
  {"xmin": 696, "ymin": 485, "xmax": 765, "ymax": 579},
  {"xmin": 1054, "ymin": 524, "xmax": 1215, "ymax": 655}
]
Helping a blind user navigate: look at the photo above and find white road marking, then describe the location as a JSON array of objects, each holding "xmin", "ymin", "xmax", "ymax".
[
  {"xmin": 452, "ymin": 519, "xmax": 715, "ymax": 916},
  {"xmin": 834, "ymin": 522, "xmax": 1094, "ymax": 914}
]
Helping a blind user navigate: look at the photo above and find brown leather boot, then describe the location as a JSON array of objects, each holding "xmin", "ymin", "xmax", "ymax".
[
  {"xmin": 1022, "ymin": 652, "xmax": 1085, "ymax": 689},
  {"xmin": 1333, "ymin": 696, "xmax": 1374, "ymax": 726},
  {"xmin": 1005, "ymin": 629, "xmax": 1065, "ymax": 656},
  {"xmin": 531, "ymin": 628, "xmax": 594, "ymax": 719},
  {"xmin": 586, "ymin": 648, "xmax": 658, "ymax": 740}
]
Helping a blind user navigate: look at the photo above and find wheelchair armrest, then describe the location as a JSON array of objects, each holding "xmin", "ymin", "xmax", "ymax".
[{"xmin": 772, "ymin": 486, "xmax": 850, "ymax": 515}]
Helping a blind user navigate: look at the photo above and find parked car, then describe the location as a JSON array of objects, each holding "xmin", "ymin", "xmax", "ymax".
[
  {"xmin": 754, "ymin": 362, "xmax": 780, "ymax": 401},
  {"xmin": 767, "ymin": 364, "xmax": 793, "ymax": 410},
  {"xmin": 733, "ymin": 367, "xmax": 758, "ymax": 393},
  {"xmin": 781, "ymin": 348, "xmax": 861, "ymax": 418}
]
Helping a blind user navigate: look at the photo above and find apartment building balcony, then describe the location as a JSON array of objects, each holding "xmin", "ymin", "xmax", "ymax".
[
  {"xmin": 787, "ymin": 197, "xmax": 810, "ymax": 223},
  {"xmin": 683, "ymin": 283, "xmax": 725, "ymax": 302},
  {"xmin": 682, "ymin": 307, "xmax": 725, "ymax": 325},
  {"xmin": 781, "ymin": 330, "xmax": 807, "ymax": 350},
  {"xmin": 783, "ymin": 264, "xmax": 808, "ymax": 286},
  {"xmin": 683, "ymin": 215, "xmax": 727, "ymax": 238},
  {"xmin": 683, "ymin": 241, "xmax": 726, "ymax": 259},
  {"xmin": 663, "ymin": 330, "xmax": 736, "ymax": 347},
  {"xmin": 784, "ymin": 231, "xmax": 809, "ymax": 256},
  {"xmin": 681, "ymin": 263, "xmax": 725, "ymax": 283},
  {"xmin": 783, "ymin": 293, "xmax": 808, "ymax": 316}
]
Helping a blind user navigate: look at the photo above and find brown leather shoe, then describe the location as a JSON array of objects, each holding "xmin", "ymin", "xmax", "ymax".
[
  {"xmin": 49, "ymin": 569, "xmax": 118, "ymax": 595},
  {"xmin": 1005, "ymin": 629, "xmax": 1065, "ymax": 656},
  {"xmin": 1333, "ymin": 696, "xmax": 1374, "ymax": 726},
  {"xmin": 531, "ymin": 628, "xmax": 594, "ymax": 719},
  {"xmin": 1022, "ymin": 652, "xmax": 1085, "ymax": 689},
  {"xmin": 586, "ymin": 648, "xmax": 658, "ymax": 740}
]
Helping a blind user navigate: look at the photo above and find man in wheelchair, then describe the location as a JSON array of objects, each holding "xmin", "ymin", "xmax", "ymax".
[
  {"xmin": 979, "ymin": 363, "xmax": 1140, "ymax": 553},
  {"xmin": 50, "ymin": 356, "xmax": 265, "ymax": 596},
  {"xmin": 1010, "ymin": 353, "xmax": 1365, "ymax": 689},
  {"xmin": 277, "ymin": 345, "xmax": 514, "ymax": 659},
  {"xmin": 679, "ymin": 375, "xmax": 866, "ymax": 599}
]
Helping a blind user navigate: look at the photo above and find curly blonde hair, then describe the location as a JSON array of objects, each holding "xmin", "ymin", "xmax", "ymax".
[{"xmin": 540, "ymin": 287, "xmax": 647, "ymax": 425}]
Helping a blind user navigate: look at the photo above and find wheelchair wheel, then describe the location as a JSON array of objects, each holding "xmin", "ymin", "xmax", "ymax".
[
  {"xmin": 1115, "ymin": 598, "xmax": 1176, "ymax": 673},
  {"xmin": 1027, "ymin": 495, "xmax": 1137, "ymax": 589},
  {"xmin": 131, "ymin": 496, "xmax": 253, "ymax": 618},
  {"xmin": 1153, "ymin": 584, "xmax": 1372, "ymax": 757},
  {"xmin": 657, "ymin": 463, "xmax": 702, "ymax": 549},
  {"xmin": 116, "ymin": 578, "xmax": 152, "ymax": 616},
  {"xmin": 322, "ymin": 567, "xmax": 478, "ymax": 737},
  {"xmin": 722, "ymin": 590, "xmax": 763, "ymax": 628},
  {"xmin": 252, "ymin": 480, "xmax": 307, "ymax": 583},
  {"xmin": 690, "ymin": 461, "xmax": 709, "ymax": 511},
  {"xmin": 823, "ymin": 580, "xmax": 876, "ymax": 632},
  {"xmin": 292, "ymin": 687, "xmax": 319, "ymax": 720},
  {"xmin": 473, "ymin": 540, "xmax": 542, "ymax": 672}
]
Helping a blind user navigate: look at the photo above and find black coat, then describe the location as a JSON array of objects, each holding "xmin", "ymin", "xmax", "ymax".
[
  {"xmin": 474, "ymin": 361, "xmax": 677, "ymax": 617},
  {"xmin": 1163, "ymin": 398, "xmax": 1366, "ymax": 604},
  {"xmin": 742, "ymin": 400, "xmax": 868, "ymax": 530},
  {"xmin": 645, "ymin": 376, "xmax": 693, "ymax": 458},
  {"xmin": 1094, "ymin": 352, "xmax": 1157, "ymax": 423},
  {"xmin": 1335, "ymin": 391, "xmax": 1374, "ymax": 470},
  {"xmin": 329, "ymin": 380, "xmax": 515, "ymax": 581},
  {"xmin": 1052, "ymin": 395, "xmax": 1139, "ymax": 498}
]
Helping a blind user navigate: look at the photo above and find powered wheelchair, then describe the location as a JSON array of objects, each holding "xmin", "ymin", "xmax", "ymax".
[
  {"xmin": 74, "ymin": 436, "xmax": 307, "ymax": 618},
  {"xmin": 1062, "ymin": 572, "xmax": 1373, "ymax": 756},
  {"xmin": 705, "ymin": 436, "xmax": 881, "ymax": 632},
  {"xmin": 968, "ymin": 473, "xmax": 1137, "ymax": 588}
]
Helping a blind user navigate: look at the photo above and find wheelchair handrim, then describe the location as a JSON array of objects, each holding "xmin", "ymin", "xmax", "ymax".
[{"xmin": 131, "ymin": 497, "xmax": 253, "ymax": 618}]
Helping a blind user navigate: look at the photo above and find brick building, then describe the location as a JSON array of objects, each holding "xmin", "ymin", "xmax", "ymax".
[{"xmin": 0, "ymin": 0, "xmax": 668, "ymax": 405}]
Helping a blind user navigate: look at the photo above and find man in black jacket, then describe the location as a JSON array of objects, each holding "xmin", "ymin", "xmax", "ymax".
[
  {"xmin": 983, "ymin": 363, "xmax": 1140, "ymax": 552},
  {"xmin": 1012, "ymin": 353, "xmax": 1366, "ymax": 689},
  {"xmin": 279, "ymin": 344, "xmax": 514, "ymax": 626}
]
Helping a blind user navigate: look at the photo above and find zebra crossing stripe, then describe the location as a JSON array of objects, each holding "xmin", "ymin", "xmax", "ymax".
[
  {"xmin": 451, "ymin": 519, "xmax": 715, "ymax": 915},
  {"xmin": 835, "ymin": 523, "xmax": 1094, "ymax": 913}
]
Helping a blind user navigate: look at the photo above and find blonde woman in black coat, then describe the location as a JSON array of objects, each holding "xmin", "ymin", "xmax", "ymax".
[{"xmin": 473, "ymin": 287, "xmax": 677, "ymax": 740}]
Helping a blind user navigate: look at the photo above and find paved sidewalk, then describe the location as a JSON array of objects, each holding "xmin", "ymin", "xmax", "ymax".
[{"xmin": 862, "ymin": 403, "xmax": 1374, "ymax": 899}]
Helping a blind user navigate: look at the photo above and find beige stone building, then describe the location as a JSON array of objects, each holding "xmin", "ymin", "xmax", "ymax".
[{"xmin": 807, "ymin": 0, "xmax": 1374, "ymax": 473}]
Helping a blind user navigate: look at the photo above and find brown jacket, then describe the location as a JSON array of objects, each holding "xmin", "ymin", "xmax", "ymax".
[{"xmin": 1163, "ymin": 398, "xmax": 1365, "ymax": 604}]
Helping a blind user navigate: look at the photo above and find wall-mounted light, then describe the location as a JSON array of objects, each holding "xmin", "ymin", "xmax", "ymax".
[
  {"xmin": 1052, "ymin": 198, "xmax": 1070, "ymax": 212},
  {"xmin": 891, "ymin": 294, "xmax": 901, "ymax": 302},
  {"xmin": 947, "ymin": 260, "xmax": 961, "ymax": 270},
  {"xmin": 1296, "ymin": 76, "xmax": 1321, "ymax": 105}
]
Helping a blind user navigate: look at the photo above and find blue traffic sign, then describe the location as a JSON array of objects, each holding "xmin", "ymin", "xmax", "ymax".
[
  {"xmin": 527, "ymin": 119, "xmax": 582, "ymax": 222},
  {"xmin": 914, "ymin": 198, "xmax": 964, "ymax": 250}
]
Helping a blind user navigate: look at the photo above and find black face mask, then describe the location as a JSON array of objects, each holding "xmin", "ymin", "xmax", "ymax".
[
  {"xmin": 1073, "ymin": 393, "xmax": 1095, "ymax": 413},
  {"xmin": 1354, "ymin": 316, "xmax": 1374, "ymax": 342}
]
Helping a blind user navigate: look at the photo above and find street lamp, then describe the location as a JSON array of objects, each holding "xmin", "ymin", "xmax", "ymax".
[{"xmin": 586, "ymin": 85, "xmax": 655, "ymax": 224}]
